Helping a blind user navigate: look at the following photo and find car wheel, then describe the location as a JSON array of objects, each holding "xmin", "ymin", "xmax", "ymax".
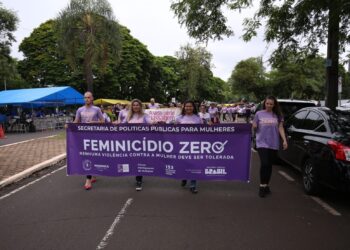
[{"xmin": 302, "ymin": 159, "xmax": 320, "ymax": 195}]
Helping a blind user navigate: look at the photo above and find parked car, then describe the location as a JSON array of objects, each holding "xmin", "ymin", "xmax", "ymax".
[
  {"xmin": 278, "ymin": 107, "xmax": 350, "ymax": 194},
  {"xmin": 254, "ymin": 99, "xmax": 316, "ymax": 121}
]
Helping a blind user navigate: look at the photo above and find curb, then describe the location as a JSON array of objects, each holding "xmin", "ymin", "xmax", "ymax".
[{"xmin": 0, "ymin": 153, "xmax": 66, "ymax": 188}]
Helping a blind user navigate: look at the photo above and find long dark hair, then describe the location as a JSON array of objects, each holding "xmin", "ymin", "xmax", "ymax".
[
  {"xmin": 181, "ymin": 100, "xmax": 198, "ymax": 115},
  {"xmin": 262, "ymin": 96, "xmax": 283, "ymax": 118}
]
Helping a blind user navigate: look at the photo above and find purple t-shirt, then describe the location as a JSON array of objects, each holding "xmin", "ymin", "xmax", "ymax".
[
  {"xmin": 175, "ymin": 114, "xmax": 203, "ymax": 124},
  {"xmin": 148, "ymin": 103, "xmax": 160, "ymax": 109},
  {"xmin": 118, "ymin": 109, "xmax": 128, "ymax": 122},
  {"xmin": 122, "ymin": 113, "xmax": 151, "ymax": 124},
  {"xmin": 75, "ymin": 105, "xmax": 103, "ymax": 123},
  {"xmin": 208, "ymin": 107, "xmax": 218, "ymax": 118},
  {"xmin": 253, "ymin": 110, "xmax": 283, "ymax": 150}
]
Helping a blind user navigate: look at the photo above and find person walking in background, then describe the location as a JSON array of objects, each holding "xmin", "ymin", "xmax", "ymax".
[
  {"xmin": 147, "ymin": 98, "xmax": 160, "ymax": 109},
  {"xmin": 175, "ymin": 100, "xmax": 203, "ymax": 194},
  {"xmin": 208, "ymin": 102, "xmax": 218, "ymax": 124},
  {"xmin": 252, "ymin": 96, "xmax": 288, "ymax": 198},
  {"xmin": 198, "ymin": 104, "xmax": 211, "ymax": 124},
  {"xmin": 74, "ymin": 91, "xmax": 104, "ymax": 190},
  {"xmin": 121, "ymin": 99, "xmax": 151, "ymax": 191},
  {"xmin": 100, "ymin": 106, "xmax": 111, "ymax": 123},
  {"xmin": 115, "ymin": 104, "xmax": 129, "ymax": 124},
  {"xmin": 221, "ymin": 105, "xmax": 228, "ymax": 122}
]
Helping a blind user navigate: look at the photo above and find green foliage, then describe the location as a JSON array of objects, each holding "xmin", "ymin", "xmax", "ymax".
[
  {"xmin": 171, "ymin": 0, "xmax": 350, "ymax": 108},
  {"xmin": 153, "ymin": 56, "xmax": 182, "ymax": 102},
  {"xmin": 230, "ymin": 55, "xmax": 327, "ymax": 101},
  {"xmin": 111, "ymin": 26, "xmax": 162, "ymax": 102},
  {"xmin": 228, "ymin": 57, "xmax": 267, "ymax": 101},
  {"xmin": 55, "ymin": 0, "xmax": 121, "ymax": 92},
  {"xmin": 0, "ymin": 58, "xmax": 27, "ymax": 90},
  {"xmin": 18, "ymin": 20, "xmax": 74, "ymax": 88},
  {"xmin": 175, "ymin": 44, "xmax": 214, "ymax": 101},
  {"xmin": 0, "ymin": 2, "xmax": 18, "ymax": 55},
  {"xmin": 17, "ymin": 12, "xmax": 227, "ymax": 103},
  {"xmin": 268, "ymin": 55, "xmax": 326, "ymax": 100},
  {"xmin": 0, "ymin": 2, "xmax": 19, "ymax": 84},
  {"xmin": 171, "ymin": 0, "xmax": 252, "ymax": 42}
]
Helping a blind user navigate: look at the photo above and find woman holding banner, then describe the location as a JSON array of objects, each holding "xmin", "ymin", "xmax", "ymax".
[
  {"xmin": 121, "ymin": 99, "xmax": 151, "ymax": 191},
  {"xmin": 252, "ymin": 96, "xmax": 288, "ymax": 198},
  {"xmin": 175, "ymin": 100, "xmax": 203, "ymax": 194}
]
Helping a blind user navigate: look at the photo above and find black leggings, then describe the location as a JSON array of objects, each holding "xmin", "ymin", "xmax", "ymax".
[{"xmin": 257, "ymin": 148, "xmax": 277, "ymax": 185}]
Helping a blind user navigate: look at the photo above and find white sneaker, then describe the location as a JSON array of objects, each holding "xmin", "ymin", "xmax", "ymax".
[{"xmin": 136, "ymin": 182, "xmax": 142, "ymax": 191}]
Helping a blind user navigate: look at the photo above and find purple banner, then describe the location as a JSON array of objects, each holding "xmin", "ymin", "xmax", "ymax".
[{"xmin": 66, "ymin": 123, "xmax": 252, "ymax": 181}]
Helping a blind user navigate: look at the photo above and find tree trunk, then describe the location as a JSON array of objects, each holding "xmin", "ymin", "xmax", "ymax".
[
  {"xmin": 84, "ymin": 37, "xmax": 94, "ymax": 93},
  {"xmin": 84, "ymin": 59, "xmax": 94, "ymax": 93},
  {"xmin": 325, "ymin": 2, "xmax": 340, "ymax": 110}
]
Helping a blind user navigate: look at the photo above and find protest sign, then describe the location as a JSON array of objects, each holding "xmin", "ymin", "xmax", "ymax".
[
  {"xmin": 144, "ymin": 108, "xmax": 181, "ymax": 123},
  {"xmin": 67, "ymin": 123, "xmax": 252, "ymax": 181}
]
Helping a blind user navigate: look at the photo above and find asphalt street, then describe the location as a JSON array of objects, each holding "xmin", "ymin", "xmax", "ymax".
[
  {"xmin": 1, "ymin": 151, "xmax": 349, "ymax": 250},
  {"xmin": 0, "ymin": 129, "xmax": 64, "ymax": 146}
]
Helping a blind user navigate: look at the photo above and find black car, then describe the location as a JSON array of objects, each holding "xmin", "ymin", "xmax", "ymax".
[{"xmin": 278, "ymin": 107, "xmax": 350, "ymax": 195}]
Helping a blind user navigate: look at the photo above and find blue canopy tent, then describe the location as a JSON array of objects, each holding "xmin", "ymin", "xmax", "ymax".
[{"xmin": 0, "ymin": 86, "xmax": 84, "ymax": 107}]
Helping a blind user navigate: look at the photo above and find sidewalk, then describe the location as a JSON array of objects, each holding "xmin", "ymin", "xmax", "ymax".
[{"xmin": 0, "ymin": 135, "xmax": 66, "ymax": 187}]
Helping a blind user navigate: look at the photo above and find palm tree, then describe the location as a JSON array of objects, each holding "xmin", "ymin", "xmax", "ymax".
[{"xmin": 56, "ymin": 0, "xmax": 121, "ymax": 93}]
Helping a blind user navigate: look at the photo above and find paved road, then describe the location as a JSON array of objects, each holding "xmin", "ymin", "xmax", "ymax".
[
  {"xmin": 0, "ymin": 151, "xmax": 349, "ymax": 250},
  {"xmin": 0, "ymin": 129, "xmax": 64, "ymax": 146}
]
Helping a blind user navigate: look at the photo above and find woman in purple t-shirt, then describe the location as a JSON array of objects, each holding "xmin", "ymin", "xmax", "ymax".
[
  {"xmin": 175, "ymin": 100, "xmax": 203, "ymax": 194},
  {"xmin": 252, "ymin": 96, "xmax": 288, "ymax": 198},
  {"xmin": 121, "ymin": 99, "xmax": 151, "ymax": 191}
]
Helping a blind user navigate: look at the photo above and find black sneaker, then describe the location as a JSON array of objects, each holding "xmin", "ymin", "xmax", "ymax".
[
  {"xmin": 136, "ymin": 181, "xmax": 142, "ymax": 191},
  {"xmin": 259, "ymin": 187, "xmax": 266, "ymax": 198},
  {"xmin": 265, "ymin": 186, "xmax": 271, "ymax": 195},
  {"xmin": 181, "ymin": 180, "xmax": 187, "ymax": 187},
  {"xmin": 190, "ymin": 187, "xmax": 198, "ymax": 194}
]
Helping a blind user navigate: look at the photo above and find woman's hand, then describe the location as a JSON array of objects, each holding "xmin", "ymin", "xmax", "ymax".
[{"xmin": 282, "ymin": 140, "xmax": 288, "ymax": 150}]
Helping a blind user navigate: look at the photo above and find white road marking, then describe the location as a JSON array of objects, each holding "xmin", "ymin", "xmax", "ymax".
[
  {"xmin": 310, "ymin": 196, "xmax": 341, "ymax": 216},
  {"xmin": 278, "ymin": 170, "xmax": 295, "ymax": 182},
  {"xmin": 0, "ymin": 135, "xmax": 57, "ymax": 148},
  {"xmin": 96, "ymin": 198, "xmax": 134, "ymax": 250},
  {"xmin": 0, "ymin": 165, "xmax": 66, "ymax": 201}
]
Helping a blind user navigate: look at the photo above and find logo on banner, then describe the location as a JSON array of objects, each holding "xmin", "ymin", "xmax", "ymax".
[
  {"xmin": 165, "ymin": 164, "xmax": 176, "ymax": 176},
  {"xmin": 94, "ymin": 164, "xmax": 109, "ymax": 172},
  {"xmin": 82, "ymin": 159, "xmax": 93, "ymax": 171},
  {"xmin": 205, "ymin": 167, "xmax": 227, "ymax": 176},
  {"xmin": 117, "ymin": 164, "xmax": 130, "ymax": 173}
]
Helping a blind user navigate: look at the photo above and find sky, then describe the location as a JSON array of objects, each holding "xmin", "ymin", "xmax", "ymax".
[{"xmin": 2, "ymin": 0, "xmax": 277, "ymax": 81}]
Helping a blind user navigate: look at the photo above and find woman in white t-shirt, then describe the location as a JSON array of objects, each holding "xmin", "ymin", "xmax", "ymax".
[
  {"xmin": 175, "ymin": 100, "xmax": 203, "ymax": 194},
  {"xmin": 121, "ymin": 99, "xmax": 151, "ymax": 191},
  {"xmin": 198, "ymin": 104, "xmax": 211, "ymax": 124}
]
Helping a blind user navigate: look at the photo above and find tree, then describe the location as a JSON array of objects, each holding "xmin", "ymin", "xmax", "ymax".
[
  {"xmin": 56, "ymin": 0, "xmax": 121, "ymax": 93},
  {"xmin": 268, "ymin": 55, "xmax": 326, "ymax": 100},
  {"xmin": 153, "ymin": 56, "xmax": 182, "ymax": 103},
  {"xmin": 228, "ymin": 57, "xmax": 267, "ymax": 101},
  {"xmin": 0, "ymin": 2, "xmax": 19, "ymax": 88},
  {"xmin": 18, "ymin": 21, "xmax": 171, "ymax": 101},
  {"xmin": 175, "ymin": 44, "xmax": 213, "ymax": 101},
  {"xmin": 171, "ymin": 0, "xmax": 350, "ymax": 109},
  {"xmin": 112, "ymin": 26, "xmax": 162, "ymax": 101},
  {"xmin": 18, "ymin": 20, "xmax": 74, "ymax": 88}
]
